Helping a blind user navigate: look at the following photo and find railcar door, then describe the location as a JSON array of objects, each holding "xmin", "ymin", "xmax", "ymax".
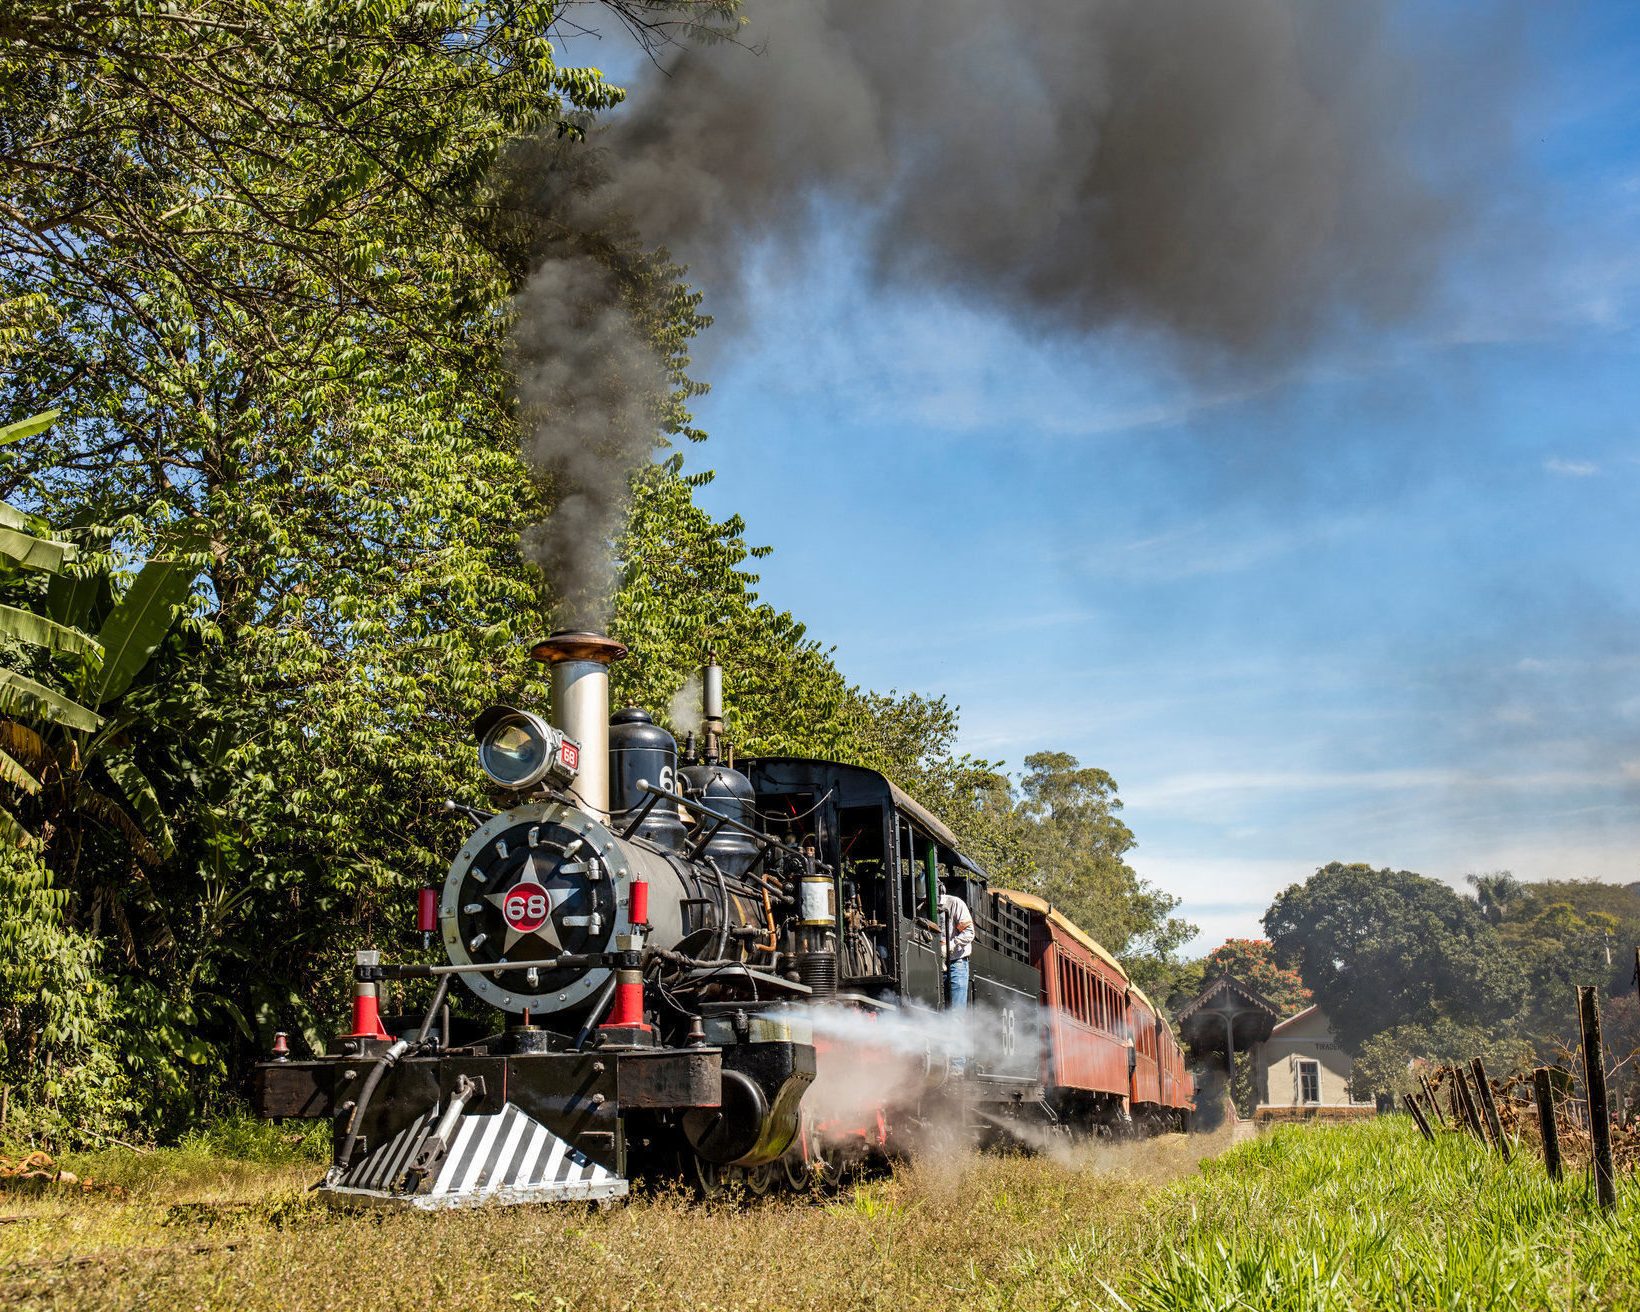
[
  {"xmin": 893, "ymin": 818, "xmax": 943, "ymax": 1006},
  {"xmin": 966, "ymin": 885, "xmax": 1040, "ymax": 1083}
]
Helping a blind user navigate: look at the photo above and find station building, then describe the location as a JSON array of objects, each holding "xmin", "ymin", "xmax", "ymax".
[{"xmin": 1252, "ymin": 1004, "xmax": 1373, "ymax": 1119}]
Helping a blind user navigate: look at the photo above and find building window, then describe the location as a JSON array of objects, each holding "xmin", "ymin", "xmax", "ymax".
[{"xmin": 1298, "ymin": 1059, "xmax": 1320, "ymax": 1104}]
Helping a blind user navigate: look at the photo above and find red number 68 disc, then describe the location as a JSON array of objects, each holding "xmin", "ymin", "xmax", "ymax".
[{"xmin": 501, "ymin": 881, "xmax": 551, "ymax": 935}]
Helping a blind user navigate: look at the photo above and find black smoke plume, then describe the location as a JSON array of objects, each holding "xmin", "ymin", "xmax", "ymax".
[{"xmin": 515, "ymin": 0, "xmax": 1518, "ymax": 620}]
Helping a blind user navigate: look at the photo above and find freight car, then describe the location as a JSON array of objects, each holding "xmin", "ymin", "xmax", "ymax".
[{"xmin": 252, "ymin": 631, "xmax": 1192, "ymax": 1207}]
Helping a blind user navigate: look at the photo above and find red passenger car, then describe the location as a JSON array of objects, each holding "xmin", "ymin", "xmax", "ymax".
[
  {"xmin": 999, "ymin": 890, "xmax": 1193, "ymax": 1133},
  {"xmin": 1128, "ymin": 984, "xmax": 1191, "ymax": 1129}
]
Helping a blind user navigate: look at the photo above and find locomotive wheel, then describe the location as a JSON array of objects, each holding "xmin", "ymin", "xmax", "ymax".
[
  {"xmin": 686, "ymin": 1150, "xmax": 730, "ymax": 1200},
  {"xmin": 780, "ymin": 1147, "xmax": 813, "ymax": 1193},
  {"xmin": 813, "ymin": 1140, "xmax": 848, "ymax": 1193},
  {"xmin": 741, "ymin": 1162, "xmax": 778, "ymax": 1197}
]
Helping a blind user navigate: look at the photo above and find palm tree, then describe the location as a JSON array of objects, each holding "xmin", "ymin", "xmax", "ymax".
[{"xmin": 1467, "ymin": 871, "xmax": 1524, "ymax": 926}]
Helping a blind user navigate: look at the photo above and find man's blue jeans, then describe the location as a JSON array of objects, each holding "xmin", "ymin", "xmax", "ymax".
[{"xmin": 947, "ymin": 956, "xmax": 970, "ymax": 1074}]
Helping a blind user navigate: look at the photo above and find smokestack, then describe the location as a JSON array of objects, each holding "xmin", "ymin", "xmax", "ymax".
[
  {"xmin": 530, "ymin": 631, "xmax": 628, "ymax": 819},
  {"xmin": 702, "ymin": 649, "xmax": 723, "ymax": 762}
]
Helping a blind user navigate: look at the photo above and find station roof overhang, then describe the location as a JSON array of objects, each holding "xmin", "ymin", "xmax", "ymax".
[{"xmin": 1176, "ymin": 974, "xmax": 1282, "ymax": 1055}]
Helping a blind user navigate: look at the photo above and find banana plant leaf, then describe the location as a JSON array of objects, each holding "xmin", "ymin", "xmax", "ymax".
[
  {"xmin": 0, "ymin": 603, "xmax": 102, "ymax": 659},
  {"xmin": 100, "ymin": 746, "xmax": 176, "ymax": 858},
  {"xmin": 0, "ymin": 410, "xmax": 60, "ymax": 446},
  {"xmin": 0, "ymin": 668, "xmax": 102, "ymax": 732},
  {"xmin": 0, "ymin": 804, "xmax": 37, "ymax": 849},
  {"xmin": 0, "ymin": 747, "xmax": 42, "ymax": 795},
  {"xmin": 0, "ymin": 503, "xmax": 50, "ymax": 537},
  {"xmin": 78, "ymin": 787, "xmax": 161, "ymax": 866},
  {"xmin": 90, "ymin": 554, "xmax": 201, "ymax": 707},
  {"xmin": 0, "ymin": 720, "xmax": 47, "ymax": 767},
  {"xmin": 0, "ymin": 525, "xmax": 75, "ymax": 573},
  {"xmin": 45, "ymin": 567, "xmax": 112, "ymax": 631}
]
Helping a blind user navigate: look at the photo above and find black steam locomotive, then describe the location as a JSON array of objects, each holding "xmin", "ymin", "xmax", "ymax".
[{"xmin": 252, "ymin": 631, "xmax": 1177, "ymax": 1207}]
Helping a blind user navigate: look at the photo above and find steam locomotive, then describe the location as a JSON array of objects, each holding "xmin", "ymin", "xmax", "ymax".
[{"xmin": 252, "ymin": 632, "xmax": 1192, "ymax": 1207}]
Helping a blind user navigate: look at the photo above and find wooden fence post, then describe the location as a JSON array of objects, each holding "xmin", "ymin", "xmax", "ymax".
[
  {"xmin": 1420, "ymin": 1072, "xmax": 1448, "ymax": 1128},
  {"xmin": 1471, "ymin": 1058, "xmax": 1511, "ymax": 1162},
  {"xmin": 1578, "ymin": 985, "xmax": 1617, "ymax": 1212},
  {"xmin": 1404, "ymin": 1092, "xmax": 1435, "ymax": 1142},
  {"xmin": 1449, "ymin": 1064, "xmax": 1473, "ymax": 1131},
  {"xmin": 1455, "ymin": 1067, "xmax": 1488, "ymax": 1143},
  {"xmin": 1533, "ymin": 1065, "xmax": 1563, "ymax": 1182}
]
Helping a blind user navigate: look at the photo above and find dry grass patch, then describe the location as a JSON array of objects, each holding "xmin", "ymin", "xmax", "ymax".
[
  {"xmin": 24, "ymin": 1119, "xmax": 1631, "ymax": 1311},
  {"xmin": 0, "ymin": 1133, "xmax": 1217, "ymax": 1311}
]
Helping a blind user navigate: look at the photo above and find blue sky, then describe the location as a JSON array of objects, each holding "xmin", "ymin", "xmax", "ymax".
[{"xmin": 617, "ymin": 4, "xmax": 1640, "ymax": 951}]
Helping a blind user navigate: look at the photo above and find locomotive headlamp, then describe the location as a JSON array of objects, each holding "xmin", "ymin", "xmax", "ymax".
[{"xmin": 473, "ymin": 705, "xmax": 580, "ymax": 791}]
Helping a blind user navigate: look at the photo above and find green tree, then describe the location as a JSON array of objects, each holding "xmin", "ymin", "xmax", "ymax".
[
  {"xmin": 1351, "ymin": 1020, "xmax": 1534, "ymax": 1099},
  {"xmin": 1200, "ymin": 938, "xmax": 1311, "ymax": 1017},
  {"xmin": 1263, "ymin": 861, "xmax": 1524, "ymax": 1052},
  {"xmin": 1496, "ymin": 899, "xmax": 1623, "ymax": 1055},
  {"xmin": 1009, "ymin": 751, "xmax": 1195, "ymax": 986},
  {"xmin": 0, "ymin": 2, "xmax": 734, "ymax": 1134}
]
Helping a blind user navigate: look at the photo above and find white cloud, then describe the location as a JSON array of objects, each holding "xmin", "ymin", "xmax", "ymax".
[
  {"xmin": 1127, "ymin": 765, "xmax": 1625, "ymax": 812},
  {"xmin": 1544, "ymin": 457, "xmax": 1600, "ymax": 477}
]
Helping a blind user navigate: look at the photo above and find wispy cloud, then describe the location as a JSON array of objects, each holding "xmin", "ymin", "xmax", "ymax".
[
  {"xmin": 1545, "ymin": 457, "xmax": 1600, "ymax": 476},
  {"xmin": 1079, "ymin": 512, "xmax": 1372, "ymax": 584},
  {"xmin": 1128, "ymin": 766, "xmax": 1627, "ymax": 810}
]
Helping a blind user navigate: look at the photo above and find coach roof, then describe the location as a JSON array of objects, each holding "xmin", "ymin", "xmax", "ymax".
[{"xmin": 991, "ymin": 889, "xmax": 1129, "ymax": 983}]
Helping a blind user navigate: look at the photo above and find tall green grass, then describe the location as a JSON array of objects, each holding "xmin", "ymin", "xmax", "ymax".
[
  {"xmin": 48, "ymin": 1110, "xmax": 327, "ymax": 1196},
  {"xmin": 1088, "ymin": 1118, "xmax": 1638, "ymax": 1311}
]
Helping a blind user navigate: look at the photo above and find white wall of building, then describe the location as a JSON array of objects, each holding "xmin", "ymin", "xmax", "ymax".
[{"xmin": 1255, "ymin": 1006, "xmax": 1367, "ymax": 1108}]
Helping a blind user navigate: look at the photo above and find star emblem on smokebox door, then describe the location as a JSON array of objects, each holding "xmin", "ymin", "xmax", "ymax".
[{"xmin": 486, "ymin": 853, "xmax": 563, "ymax": 954}]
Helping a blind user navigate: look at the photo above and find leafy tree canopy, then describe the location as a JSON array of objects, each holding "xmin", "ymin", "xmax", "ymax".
[
  {"xmin": 1351, "ymin": 1019, "xmax": 1534, "ymax": 1100},
  {"xmin": 1263, "ymin": 861, "xmax": 1524, "ymax": 1052}
]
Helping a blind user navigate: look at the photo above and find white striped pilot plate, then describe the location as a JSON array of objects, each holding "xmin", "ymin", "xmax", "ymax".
[{"xmin": 322, "ymin": 1102, "xmax": 628, "ymax": 1209}]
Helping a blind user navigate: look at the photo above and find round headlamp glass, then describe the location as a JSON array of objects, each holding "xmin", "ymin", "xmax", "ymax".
[{"xmin": 479, "ymin": 712, "xmax": 552, "ymax": 790}]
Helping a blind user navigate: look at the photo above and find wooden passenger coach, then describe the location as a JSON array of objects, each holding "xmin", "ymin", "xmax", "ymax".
[{"xmin": 998, "ymin": 890, "xmax": 1193, "ymax": 1133}]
